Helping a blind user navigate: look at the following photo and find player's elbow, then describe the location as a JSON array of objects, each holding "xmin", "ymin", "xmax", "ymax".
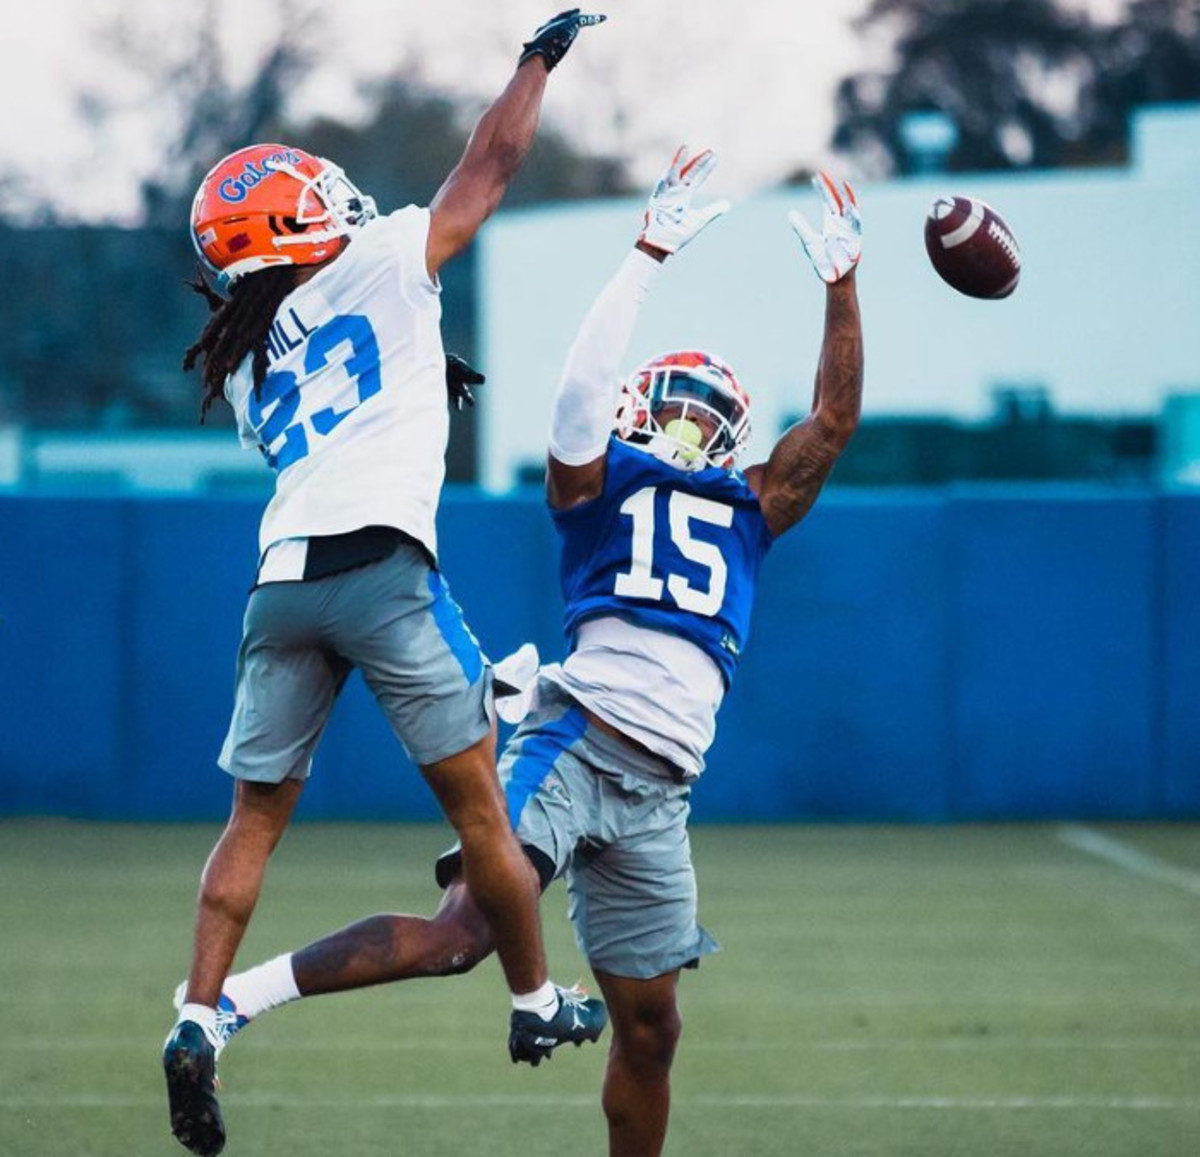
[{"xmin": 814, "ymin": 407, "xmax": 860, "ymax": 452}]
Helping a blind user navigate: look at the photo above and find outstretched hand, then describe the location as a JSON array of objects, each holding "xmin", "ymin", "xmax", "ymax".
[
  {"xmin": 638, "ymin": 146, "xmax": 732, "ymax": 258},
  {"xmin": 788, "ymin": 172, "xmax": 862, "ymax": 284},
  {"xmin": 446, "ymin": 354, "xmax": 484, "ymax": 411},
  {"xmin": 519, "ymin": 9, "xmax": 607, "ymax": 71}
]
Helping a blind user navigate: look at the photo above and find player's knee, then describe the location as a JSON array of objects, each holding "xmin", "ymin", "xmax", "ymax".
[
  {"xmin": 421, "ymin": 738, "xmax": 505, "ymax": 835},
  {"xmin": 619, "ymin": 1002, "xmax": 682, "ymax": 1070},
  {"xmin": 197, "ymin": 868, "xmax": 249, "ymax": 922},
  {"xmin": 426, "ymin": 927, "xmax": 489, "ymax": 976},
  {"xmin": 427, "ymin": 757, "xmax": 505, "ymax": 842},
  {"xmin": 423, "ymin": 887, "xmax": 494, "ymax": 976},
  {"xmin": 231, "ymin": 778, "xmax": 302, "ymax": 838}
]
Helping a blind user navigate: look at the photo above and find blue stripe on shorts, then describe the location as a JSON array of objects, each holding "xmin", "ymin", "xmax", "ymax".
[
  {"xmin": 426, "ymin": 571, "xmax": 483, "ymax": 684},
  {"xmin": 505, "ymin": 708, "xmax": 588, "ymax": 829}
]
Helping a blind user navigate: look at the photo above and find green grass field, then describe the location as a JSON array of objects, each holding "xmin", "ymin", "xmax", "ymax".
[{"xmin": 1, "ymin": 820, "xmax": 1197, "ymax": 1156}]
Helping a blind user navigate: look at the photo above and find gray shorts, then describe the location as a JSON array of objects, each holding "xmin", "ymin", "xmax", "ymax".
[
  {"xmin": 450, "ymin": 679, "xmax": 718, "ymax": 980},
  {"xmin": 219, "ymin": 543, "xmax": 492, "ymax": 781}
]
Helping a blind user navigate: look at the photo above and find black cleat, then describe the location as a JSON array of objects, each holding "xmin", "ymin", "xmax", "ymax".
[
  {"xmin": 163, "ymin": 1020, "xmax": 226, "ymax": 1155},
  {"xmin": 509, "ymin": 984, "xmax": 608, "ymax": 1066}
]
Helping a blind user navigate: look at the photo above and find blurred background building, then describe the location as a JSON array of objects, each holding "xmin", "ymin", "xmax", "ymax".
[
  {"xmin": 1, "ymin": 0, "xmax": 1198, "ymax": 495},
  {"xmin": 479, "ymin": 105, "xmax": 1200, "ymax": 490}
]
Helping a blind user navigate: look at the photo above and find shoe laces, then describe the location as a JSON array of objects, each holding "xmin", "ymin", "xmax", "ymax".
[
  {"xmin": 554, "ymin": 983, "xmax": 592, "ymax": 1011},
  {"xmin": 212, "ymin": 995, "xmax": 248, "ymax": 1054},
  {"xmin": 214, "ymin": 1002, "xmax": 244, "ymax": 1041}
]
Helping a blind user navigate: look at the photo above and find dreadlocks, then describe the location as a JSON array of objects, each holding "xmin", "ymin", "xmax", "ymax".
[{"xmin": 183, "ymin": 266, "xmax": 299, "ymax": 421}]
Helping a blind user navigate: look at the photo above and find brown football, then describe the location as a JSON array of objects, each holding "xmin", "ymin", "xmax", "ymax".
[{"xmin": 924, "ymin": 195, "xmax": 1021, "ymax": 299}]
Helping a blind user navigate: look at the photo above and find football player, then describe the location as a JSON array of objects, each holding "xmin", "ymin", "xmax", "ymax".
[
  {"xmin": 194, "ymin": 147, "xmax": 864, "ymax": 1157},
  {"xmin": 162, "ymin": 11, "xmax": 607, "ymax": 1157}
]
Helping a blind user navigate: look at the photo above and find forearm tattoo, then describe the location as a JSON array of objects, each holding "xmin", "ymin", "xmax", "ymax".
[{"xmin": 762, "ymin": 281, "xmax": 863, "ymax": 535}]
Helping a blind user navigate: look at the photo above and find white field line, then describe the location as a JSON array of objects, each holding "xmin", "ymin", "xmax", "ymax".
[
  {"xmin": 3, "ymin": 1093, "xmax": 1200, "ymax": 1112},
  {"xmin": 9, "ymin": 1036, "xmax": 1200, "ymax": 1054},
  {"xmin": 809, "ymin": 1038, "xmax": 1200, "ymax": 1052},
  {"xmin": 1057, "ymin": 825, "xmax": 1200, "ymax": 898}
]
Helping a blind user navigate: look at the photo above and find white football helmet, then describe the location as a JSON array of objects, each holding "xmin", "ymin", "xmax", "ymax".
[{"xmin": 615, "ymin": 350, "xmax": 751, "ymax": 472}]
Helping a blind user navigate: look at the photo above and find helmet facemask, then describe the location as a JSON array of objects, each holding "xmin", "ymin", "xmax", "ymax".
[
  {"xmin": 615, "ymin": 356, "xmax": 751, "ymax": 472},
  {"xmin": 267, "ymin": 159, "xmax": 378, "ymax": 250}
]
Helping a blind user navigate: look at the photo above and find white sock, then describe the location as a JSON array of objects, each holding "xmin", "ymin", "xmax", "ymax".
[
  {"xmin": 177, "ymin": 1002, "xmax": 218, "ymax": 1035},
  {"xmin": 223, "ymin": 954, "xmax": 302, "ymax": 1020},
  {"xmin": 174, "ymin": 1002, "xmax": 222, "ymax": 1050},
  {"xmin": 511, "ymin": 981, "xmax": 559, "ymax": 1022}
]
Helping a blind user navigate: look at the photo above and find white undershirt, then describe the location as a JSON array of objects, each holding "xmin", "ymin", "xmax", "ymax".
[
  {"xmin": 548, "ymin": 248, "xmax": 662, "ymax": 465},
  {"xmin": 543, "ymin": 615, "xmax": 725, "ymax": 780}
]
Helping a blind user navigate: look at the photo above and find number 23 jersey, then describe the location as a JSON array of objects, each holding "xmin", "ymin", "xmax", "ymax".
[
  {"xmin": 225, "ymin": 206, "xmax": 448, "ymax": 561},
  {"xmin": 553, "ymin": 436, "xmax": 774, "ymax": 689}
]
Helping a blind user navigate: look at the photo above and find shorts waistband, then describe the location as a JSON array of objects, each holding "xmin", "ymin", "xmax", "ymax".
[
  {"xmin": 257, "ymin": 526, "xmax": 433, "ymax": 587},
  {"xmin": 538, "ymin": 681, "xmax": 689, "ymax": 785}
]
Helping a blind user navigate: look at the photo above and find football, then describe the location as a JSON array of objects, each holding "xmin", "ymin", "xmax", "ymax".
[{"xmin": 924, "ymin": 195, "xmax": 1021, "ymax": 299}]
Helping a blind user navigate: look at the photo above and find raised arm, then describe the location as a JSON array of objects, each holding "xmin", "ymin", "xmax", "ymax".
[
  {"xmin": 749, "ymin": 174, "xmax": 864, "ymax": 538},
  {"xmin": 546, "ymin": 146, "xmax": 731, "ymax": 509},
  {"xmin": 426, "ymin": 10, "xmax": 605, "ymax": 276}
]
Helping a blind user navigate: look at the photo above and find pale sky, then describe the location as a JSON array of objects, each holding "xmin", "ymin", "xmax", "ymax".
[{"xmin": 1, "ymin": 0, "xmax": 1128, "ymax": 222}]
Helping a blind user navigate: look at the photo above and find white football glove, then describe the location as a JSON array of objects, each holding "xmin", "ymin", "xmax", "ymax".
[
  {"xmin": 638, "ymin": 145, "xmax": 731, "ymax": 256},
  {"xmin": 788, "ymin": 172, "xmax": 862, "ymax": 284}
]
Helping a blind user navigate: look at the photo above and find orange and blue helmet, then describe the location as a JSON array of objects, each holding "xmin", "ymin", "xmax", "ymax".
[
  {"xmin": 190, "ymin": 143, "xmax": 377, "ymax": 287},
  {"xmin": 615, "ymin": 350, "xmax": 752, "ymax": 472}
]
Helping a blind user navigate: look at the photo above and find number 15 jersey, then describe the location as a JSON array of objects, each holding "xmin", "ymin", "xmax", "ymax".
[
  {"xmin": 225, "ymin": 207, "xmax": 448, "ymax": 562},
  {"xmin": 553, "ymin": 436, "xmax": 774, "ymax": 690}
]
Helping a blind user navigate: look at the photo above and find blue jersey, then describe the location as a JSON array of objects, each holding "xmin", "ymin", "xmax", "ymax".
[{"xmin": 552, "ymin": 437, "xmax": 773, "ymax": 687}]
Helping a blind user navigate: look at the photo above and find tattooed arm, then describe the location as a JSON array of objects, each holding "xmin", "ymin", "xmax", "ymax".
[{"xmin": 745, "ymin": 271, "xmax": 863, "ymax": 537}]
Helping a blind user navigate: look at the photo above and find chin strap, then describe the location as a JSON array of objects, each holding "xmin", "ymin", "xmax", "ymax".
[
  {"xmin": 272, "ymin": 227, "xmax": 349, "ymax": 250},
  {"xmin": 642, "ymin": 430, "xmax": 710, "ymax": 473}
]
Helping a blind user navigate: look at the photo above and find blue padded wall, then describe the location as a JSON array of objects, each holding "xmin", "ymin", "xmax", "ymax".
[
  {"xmin": 1163, "ymin": 494, "xmax": 1200, "ymax": 812},
  {"xmin": 0, "ymin": 497, "xmax": 130, "ymax": 814},
  {"xmin": 0, "ymin": 488, "xmax": 1194, "ymax": 821},
  {"xmin": 947, "ymin": 491, "xmax": 1161, "ymax": 818}
]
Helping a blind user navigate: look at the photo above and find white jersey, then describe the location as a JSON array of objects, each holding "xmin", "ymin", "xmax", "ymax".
[
  {"xmin": 543, "ymin": 615, "xmax": 726, "ymax": 780},
  {"xmin": 225, "ymin": 206, "xmax": 448, "ymax": 562}
]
